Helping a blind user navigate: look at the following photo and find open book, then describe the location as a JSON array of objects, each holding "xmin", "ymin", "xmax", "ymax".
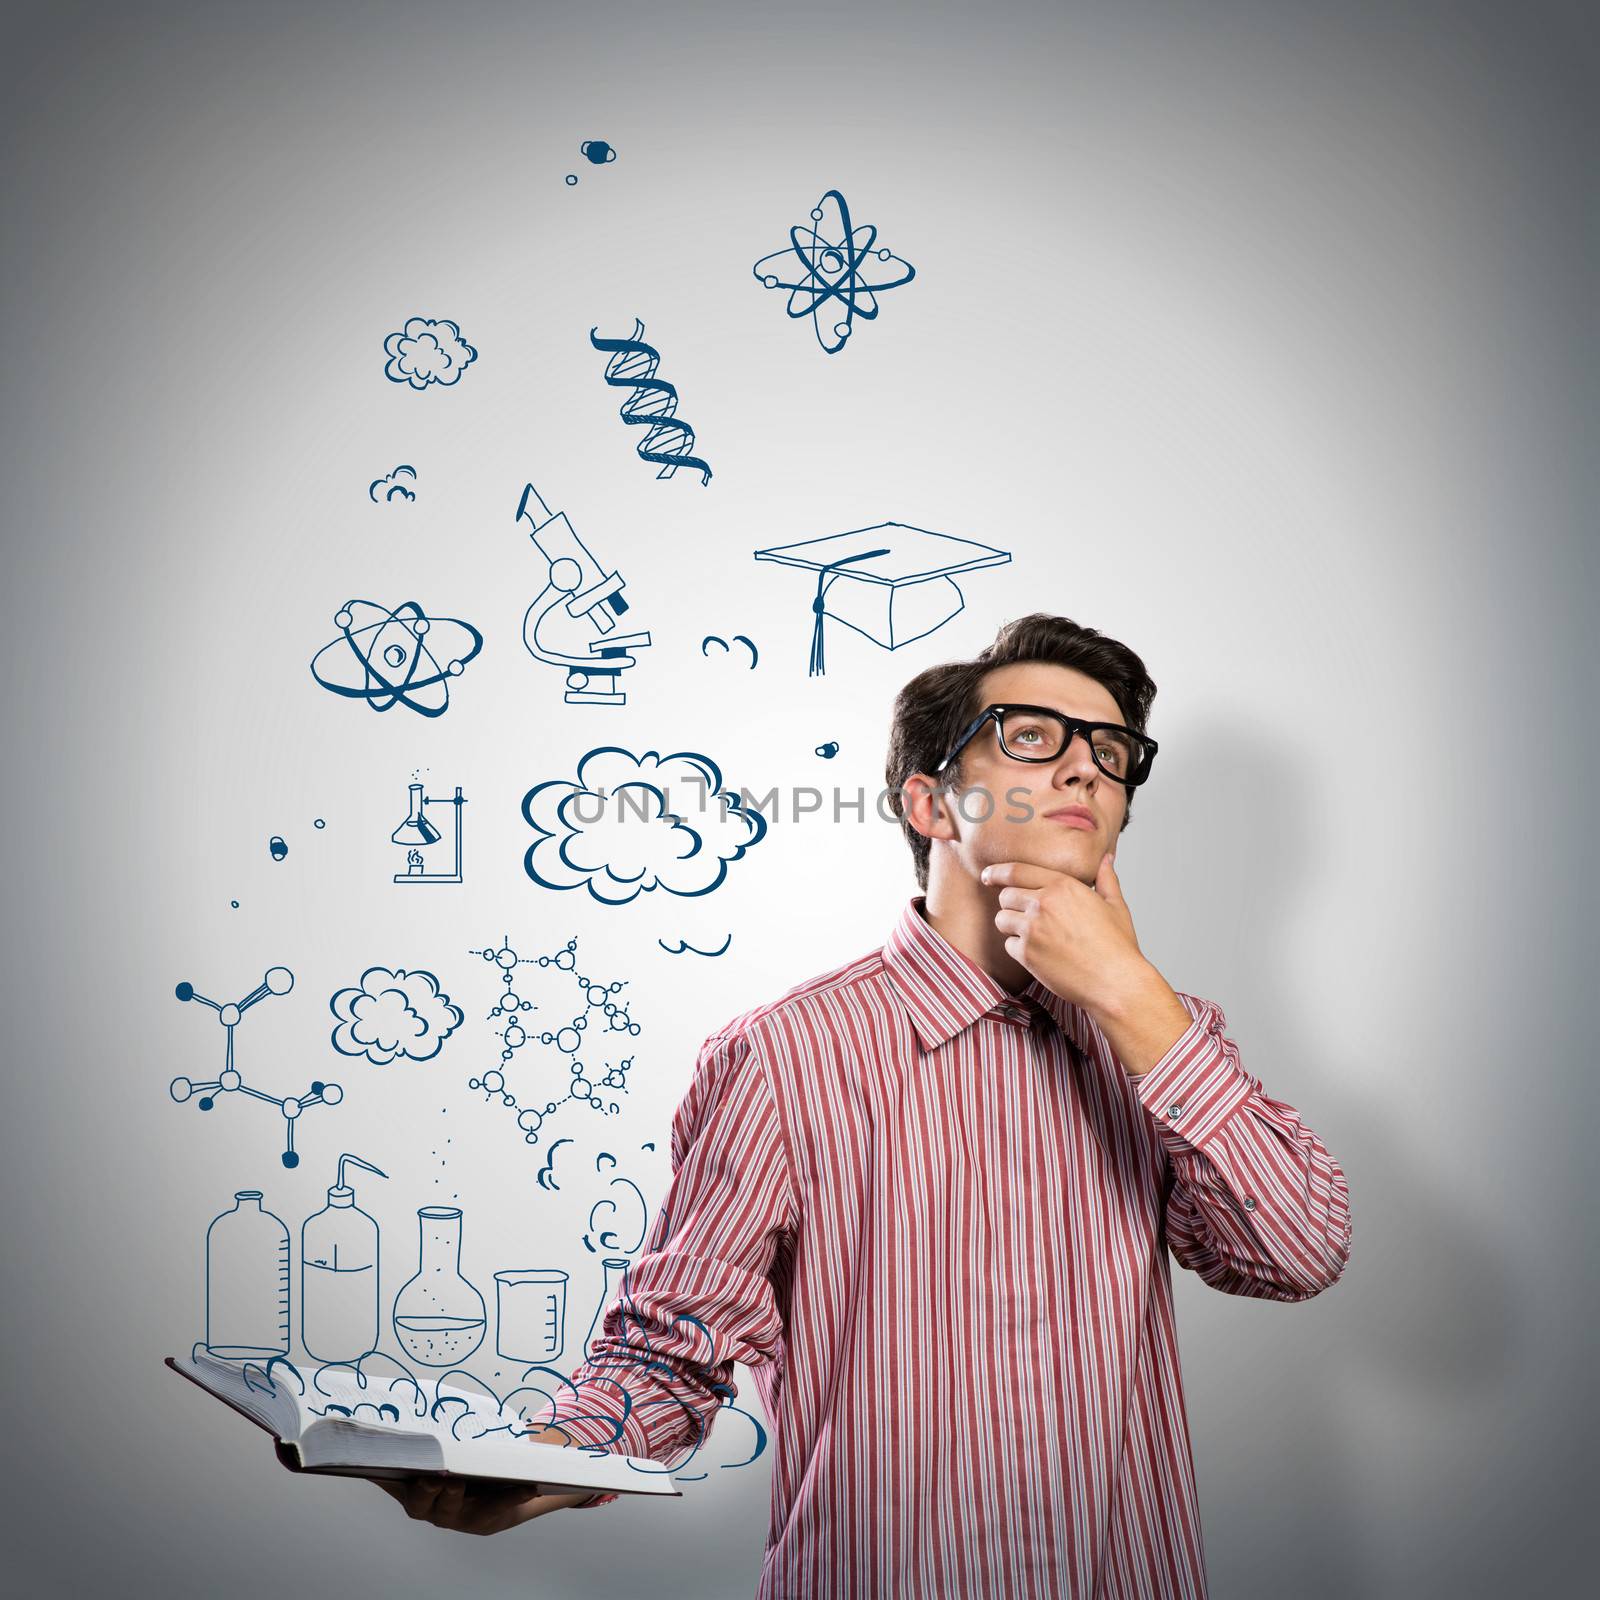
[{"xmin": 165, "ymin": 1348, "xmax": 680, "ymax": 1499}]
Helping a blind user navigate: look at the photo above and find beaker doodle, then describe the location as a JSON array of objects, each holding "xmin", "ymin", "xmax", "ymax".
[
  {"xmin": 494, "ymin": 1269, "xmax": 568, "ymax": 1363},
  {"xmin": 392, "ymin": 1206, "xmax": 486, "ymax": 1366},
  {"xmin": 206, "ymin": 1190, "xmax": 290, "ymax": 1361},
  {"xmin": 301, "ymin": 1154, "xmax": 388, "ymax": 1365}
]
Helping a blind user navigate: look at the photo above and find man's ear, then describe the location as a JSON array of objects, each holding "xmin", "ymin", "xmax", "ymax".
[{"xmin": 900, "ymin": 773, "xmax": 959, "ymax": 843}]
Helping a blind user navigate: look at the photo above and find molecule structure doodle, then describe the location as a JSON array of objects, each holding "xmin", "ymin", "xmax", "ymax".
[
  {"xmin": 168, "ymin": 967, "xmax": 342, "ymax": 1169},
  {"xmin": 467, "ymin": 936, "xmax": 640, "ymax": 1148},
  {"xmin": 310, "ymin": 599, "xmax": 483, "ymax": 718},
  {"xmin": 751, "ymin": 188, "xmax": 917, "ymax": 355},
  {"xmin": 589, "ymin": 320, "xmax": 712, "ymax": 485}
]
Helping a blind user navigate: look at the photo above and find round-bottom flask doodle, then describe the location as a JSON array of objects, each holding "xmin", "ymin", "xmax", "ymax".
[{"xmin": 392, "ymin": 1206, "xmax": 486, "ymax": 1366}]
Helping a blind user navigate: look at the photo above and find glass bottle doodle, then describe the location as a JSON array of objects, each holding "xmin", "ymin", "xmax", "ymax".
[
  {"xmin": 301, "ymin": 1153, "xmax": 387, "ymax": 1364},
  {"xmin": 206, "ymin": 1190, "xmax": 290, "ymax": 1361},
  {"xmin": 392, "ymin": 1206, "xmax": 486, "ymax": 1366}
]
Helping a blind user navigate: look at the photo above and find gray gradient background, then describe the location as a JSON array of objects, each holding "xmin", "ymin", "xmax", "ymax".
[{"xmin": 2, "ymin": 1, "xmax": 1594, "ymax": 1596}]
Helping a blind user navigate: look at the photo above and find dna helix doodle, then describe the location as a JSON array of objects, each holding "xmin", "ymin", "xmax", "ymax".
[{"xmin": 588, "ymin": 319, "xmax": 713, "ymax": 485}]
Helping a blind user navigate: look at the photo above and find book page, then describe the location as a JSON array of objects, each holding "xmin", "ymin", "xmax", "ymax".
[{"xmin": 172, "ymin": 1349, "xmax": 681, "ymax": 1496}]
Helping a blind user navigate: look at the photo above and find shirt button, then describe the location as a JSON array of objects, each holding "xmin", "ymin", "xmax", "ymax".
[
  {"xmin": 1166, "ymin": 1102, "xmax": 1183, "ymax": 1119},
  {"xmin": 1243, "ymin": 1197, "xmax": 1257, "ymax": 1211}
]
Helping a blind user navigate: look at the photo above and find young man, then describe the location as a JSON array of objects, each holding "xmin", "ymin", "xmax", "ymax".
[{"xmin": 380, "ymin": 613, "xmax": 1351, "ymax": 1598}]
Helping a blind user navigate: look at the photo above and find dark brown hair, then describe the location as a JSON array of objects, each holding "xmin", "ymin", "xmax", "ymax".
[{"xmin": 884, "ymin": 613, "xmax": 1158, "ymax": 890}]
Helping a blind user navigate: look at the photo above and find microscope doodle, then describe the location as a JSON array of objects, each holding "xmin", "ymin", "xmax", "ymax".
[{"xmin": 516, "ymin": 483, "xmax": 651, "ymax": 707}]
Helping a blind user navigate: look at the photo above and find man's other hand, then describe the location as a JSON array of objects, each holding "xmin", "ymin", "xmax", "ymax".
[{"xmin": 370, "ymin": 1424, "xmax": 601, "ymax": 1534}]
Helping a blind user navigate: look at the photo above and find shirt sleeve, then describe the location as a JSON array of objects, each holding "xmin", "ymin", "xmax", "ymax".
[
  {"xmin": 526, "ymin": 1021, "xmax": 798, "ymax": 1508},
  {"xmin": 1131, "ymin": 991, "xmax": 1351, "ymax": 1302}
]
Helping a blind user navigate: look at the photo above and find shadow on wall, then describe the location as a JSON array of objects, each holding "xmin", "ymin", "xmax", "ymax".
[{"xmin": 1129, "ymin": 714, "xmax": 1516, "ymax": 1598}]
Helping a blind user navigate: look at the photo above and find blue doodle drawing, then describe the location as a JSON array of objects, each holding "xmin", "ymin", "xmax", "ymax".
[
  {"xmin": 382, "ymin": 317, "xmax": 478, "ymax": 390},
  {"xmin": 370, "ymin": 464, "xmax": 418, "ymax": 503},
  {"xmin": 584, "ymin": 1149, "xmax": 649, "ymax": 1255},
  {"xmin": 656, "ymin": 935, "xmax": 732, "ymax": 958},
  {"xmin": 815, "ymin": 741, "xmax": 840, "ymax": 759},
  {"xmin": 754, "ymin": 522, "xmax": 1012, "ymax": 676},
  {"xmin": 169, "ymin": 968, "xmax": 342, "ymax": 1168},
  {"xmin": 565, "ymin": 141, "xmax": 615, "ymax": 187},
  {"xmin": 518, "ymin": 484, "xmax": 652, "ymax": 706},
  {"xmin": 310, "ymin": 599, "xmax": 483, "ymax": 717},
  {"xmin": 468, "ymin": 934, "xmax": 640, "ymax": 1147},
  {"xmin": 301, "ymin": 1153, "xmax": 388, "ymax": 1366},
  {"xmin": 752, "ymin": 189, "xmax": 916, "ymax": 355},
  {"xmin": 559, "ymin": 1258, "xmax": 770, "ymax": 1480},
  {"xmin": 269, "ymin": 835, "xmax": 288, "ymax": 861},
  {"xmin": 206, "ymin": 1189, "xmax": 291, "ymax": 1361},
  {"xmin": 329, "ymin": 966, "xmax": 463, "ymax": 1065},
  {"xmin": 393, "ymin": 1205, "xmax": 487, "ymax": 1367},
  {"xmin": 391, "ymin": 780, "xmax": 465, "ymax": 884},
  {"xmin": 536, "ymin": 1137, "xmax": 573, "ymax": 1192},
  {"xmin": 307, "ymin": 1351, "xmax": 427, "ymax": 1421},
  {"xmin": 589, "ymin": 321, "xmax": 712, "ymax": 484},
  {"xmin": 495, "ymin": 1269, "xmax": 569, "ymax": 1363},
  {"xmin": 700, "ymin": 634, "xmax": 759, "ymax": 669},
  {"xmin": 523, "ymin": 746, "xmax": 767, "ymax": 902}
]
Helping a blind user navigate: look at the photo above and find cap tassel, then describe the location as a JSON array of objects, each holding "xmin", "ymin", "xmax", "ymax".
[{"xmin": 808, "ymin": 547, "xmax": 890, "ymax": 677}]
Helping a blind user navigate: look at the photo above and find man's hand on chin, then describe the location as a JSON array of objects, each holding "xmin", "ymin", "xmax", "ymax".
[
  {"xmin": 982, "ymin": 852, "xmax": 1145, "ymax": 1009},
  {"xmin": 981, "ymin": 854, "xmax": 1195, "ymax": 1075}
]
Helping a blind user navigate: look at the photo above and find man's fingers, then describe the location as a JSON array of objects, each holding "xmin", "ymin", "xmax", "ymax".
[
  {"xmin": 403, "ymin": 1476, "xmax": 447, "ymax": 1520},
  {"xmin": 982, "ymin": 862, "xmax": 1061, "ymax": 890},
  {"xmin": 995, "ymin": 887, "xmax": 1039, "ymax": 913}
]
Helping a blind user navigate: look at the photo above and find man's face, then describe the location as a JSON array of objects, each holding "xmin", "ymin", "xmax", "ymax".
[{"xmin": 930, "ymin": 661, "xmax": 1131, "ymax": 886}]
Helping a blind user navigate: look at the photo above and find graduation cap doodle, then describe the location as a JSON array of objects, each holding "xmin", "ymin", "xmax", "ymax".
[{"xmin": 753, "ymin": 522, "xmax": 1012, "ymax": 676}]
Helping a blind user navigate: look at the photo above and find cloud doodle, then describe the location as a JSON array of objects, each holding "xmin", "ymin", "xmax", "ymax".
[
  {"xmin": 329, "ymin": 966, "xmax": 463, "ymax": 1064},
  {"xmin": 382, "ymin": 317, "xmax": 478, "ymax": 390},
  {"xmin": 369, "ymin": 464, "xmax": 418, "ymax": 503},
  {"xmin": 522, "ymin": 746, "xmax": 767, "ymax": 903}
]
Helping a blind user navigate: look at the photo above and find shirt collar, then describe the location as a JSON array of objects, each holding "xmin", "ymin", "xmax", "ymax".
[{"xmin": 882, "ymin": 895, "xmax": 1100, "ymax": 1057}]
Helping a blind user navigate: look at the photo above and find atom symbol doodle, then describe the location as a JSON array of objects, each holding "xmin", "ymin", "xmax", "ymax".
[
  {"xmin": 751, "ymin": 188, "xmax": 917, "ymax": 355},
  {"xmin": 309, "ymin": 599, "xmax": 484, "ymax": 718}
]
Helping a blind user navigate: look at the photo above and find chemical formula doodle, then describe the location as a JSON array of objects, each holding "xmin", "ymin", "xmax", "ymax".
[
  {"xmin": 467, "ymin": 935, "xmax": 641, "ymax": 1148},
  {"xmin": 168, "ymin": 968, "xmax": 342, "ymax": 1169}
]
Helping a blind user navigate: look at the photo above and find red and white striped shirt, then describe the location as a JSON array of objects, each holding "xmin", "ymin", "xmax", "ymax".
[{"xmin": 538, "ymin": 895, "xmax": 1351, "ymax": 1598}]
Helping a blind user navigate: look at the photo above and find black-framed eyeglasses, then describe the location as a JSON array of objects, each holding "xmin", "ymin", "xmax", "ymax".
[{"xmin": 932, "ymin": 704, "xmax": 1159, "ymax": 786}]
